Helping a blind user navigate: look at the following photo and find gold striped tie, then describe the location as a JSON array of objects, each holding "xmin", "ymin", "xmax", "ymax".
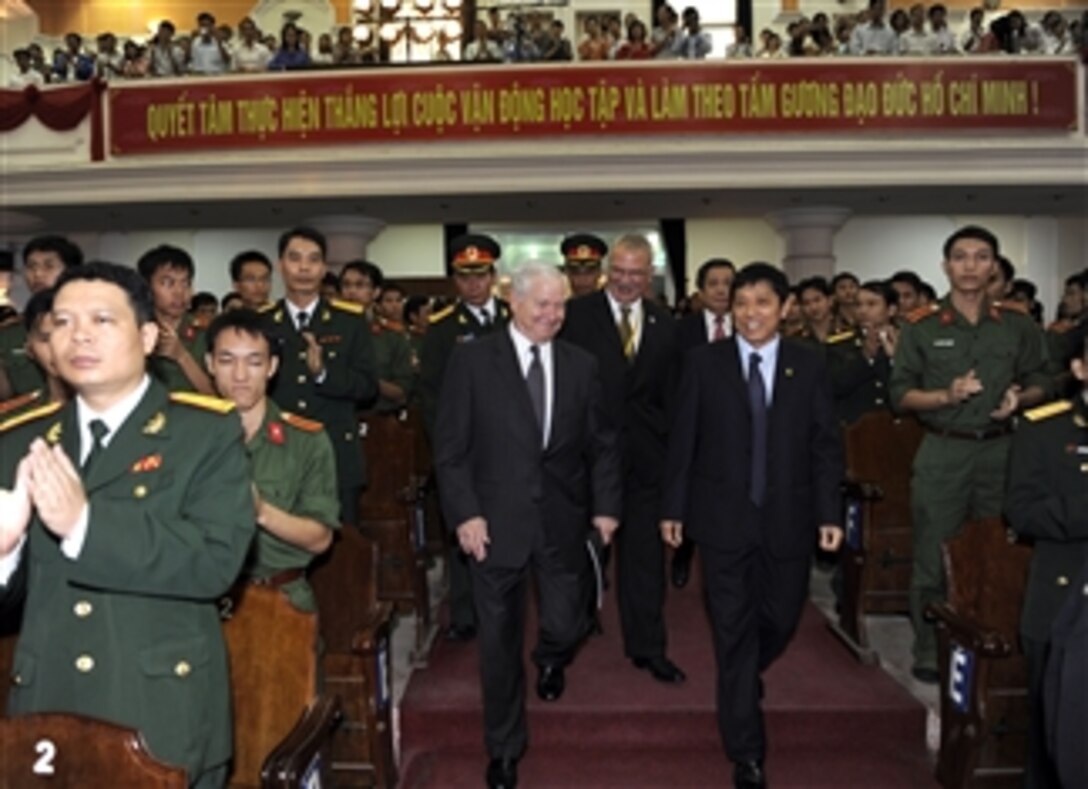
[{"xmin": 618, "ymin": 306, "xmax": 636, "ymax": 360}]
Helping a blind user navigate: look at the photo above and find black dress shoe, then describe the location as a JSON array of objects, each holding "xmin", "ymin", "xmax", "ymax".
[
  {"xmin": 734, "ymin": 759, "xmax": 766, "ymax": 788},
  {"xmin": 671, "ymin": 541, "xmax": 694, "ymax": 588},
  {"xmin": 486, "ymin": 757, "xmax": 518, "ymax": 789},
  {"xmin": 632, "ymin": 656, "xmax": 686, "ymax": 683},
  {"xmin": 444, "ymin": 624, "xmax": 476, "ymax": 642},
  {"xmin": 536, "ymin": 665, "xmax": 565, "ymax": 701},
  {"xmin": 911, "ymin": 666, "xmax": 939, "ymax": 684}
]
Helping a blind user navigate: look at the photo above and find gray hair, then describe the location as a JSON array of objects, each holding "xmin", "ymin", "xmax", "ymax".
[
  {"xmin": 511, "ymin": 260, "xmax": 565, "ymax": 298},
  {"xmin": 610, "ymin": 233, "xmax": 654, "ymax": 267}
]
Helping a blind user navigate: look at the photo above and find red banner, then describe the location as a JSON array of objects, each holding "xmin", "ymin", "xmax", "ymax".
[{"xmin": 107, "ymin": 60, "xmax": 1080, "ymax": 156}]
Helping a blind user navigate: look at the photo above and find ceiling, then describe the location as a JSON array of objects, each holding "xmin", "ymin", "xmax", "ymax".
[{"xmin": 8, "ymin": 183, "xmax": 1087, "ymax": 234}]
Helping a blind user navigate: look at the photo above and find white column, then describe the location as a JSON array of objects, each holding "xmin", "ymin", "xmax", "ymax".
[
  {"xmin": 766, "ymin": 206, "xmax": 852, "ymax": 283},
  {"xmin": 304, "ymin": 215, "xmax": 387, "ymax": 269}
]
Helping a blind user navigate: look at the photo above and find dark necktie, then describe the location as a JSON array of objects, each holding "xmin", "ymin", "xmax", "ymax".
[
  {"xmin": 713, "ymin": 315, "xmax": 726, "ymax": 342},
  {"xmin": 526, "ymin": 345, "xmax": 545, "ymax": 442},
  {"xmin": 296, "ymin": 310, "xmax": 309, "ymax": 331},
  {"xmin": 479, "ymin": 307, "xmax": 492, "ymax": 329},
  {"xmin": 83, "ymin": 419, "xmax": 110, "ymax": 475},
  {"xmin": 618, "ymin": 306, "xmax": 635, "ymax": 360},
  {"xmin": 748, "ymin": 352, "xmax": 768, "ymax": 507}
]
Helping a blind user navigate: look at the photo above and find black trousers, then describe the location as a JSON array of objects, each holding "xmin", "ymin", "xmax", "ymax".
[
  {"xmin": 1023, "ymin": 637, "xmax": 1061, "ymax": 789},
  {"xmin": 448, "ymin": 537, "xmax": 476, "ymax": 630},
  {"xmin": 701, "ymin": 538, "xmax": 810, "ymax": 763},
  {"xmin": 470, "ymin": 530, "xmax": 583, "ymax": 760},
  {"xmin": 616, "ymin": 482, "xmax": 667, "ymax": 660},
  {"xmin": 339, "ymin": 485, "xmax": 360, "ymax": 529}
]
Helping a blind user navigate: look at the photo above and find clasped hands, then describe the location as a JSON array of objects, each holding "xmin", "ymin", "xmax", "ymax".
[
  {"xmin": 0, "ymin": 439, "xmax": 86, "ymax": 555},
  {"xmin": 456, "ymin": 515, "xmax": 620, "ymax": 562},
  {"xmin": 946, "ymin": 369, "xmax": 1020, "ymax": 420}
]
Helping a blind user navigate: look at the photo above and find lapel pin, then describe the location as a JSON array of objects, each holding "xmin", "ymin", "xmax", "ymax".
[
  {"xmin": 785, "ymin": 368, "xmax": 794, "ymax": 378},
  {"xmin": 46, "ymin": 422, "xmax": 62, "ymax": 444},
  {"xmin": 143, "ymin": 412, "xmax": 166, "ymax": 435}
]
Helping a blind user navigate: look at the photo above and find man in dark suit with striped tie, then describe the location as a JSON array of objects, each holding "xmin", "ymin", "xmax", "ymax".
[
  {"xmin": 434, "ymin": 262, "xmax": 620, "ymax": 789},
  {"xmin": 671, "ymin": 258, "xmax": 736, "ymax": 588},
  {"xmin": 661, "ymin": 263, "xmax": 844, "ymax": 789}
]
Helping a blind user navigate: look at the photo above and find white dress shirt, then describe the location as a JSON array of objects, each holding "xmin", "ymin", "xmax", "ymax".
[
  {"xmin": 285, "ymin": 297, "xmax": 320, "ymax": 331},
  {"xmin": 605, "ymin": 291, "xmax": 643, "ymax": 356},
  {"xmin": 467, "ymin": 297, "xmax": 498, "ymax": 327},
  {"xmin": 736, "ymin": 334, "xmax": 780, "ymax": 406},
  {"xmin": 703, "ymin": 310, "xmax": 733, "ymax": 341},
  {"xmin": 509, "ymin": 324, "xmax": 554, "ymax": 447}
]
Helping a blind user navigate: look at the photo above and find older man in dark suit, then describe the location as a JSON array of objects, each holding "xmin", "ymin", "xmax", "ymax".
[
  {"xmin": 661, "ymin": 263, "xmax": 843, "ymax": 789},
  {"xmin": 560, "ymin": 233, "xmax": 685, "ymax": 684},
  {"xmin": 434, "ymin": 262, "xmax": 621, "ymax": 789}
]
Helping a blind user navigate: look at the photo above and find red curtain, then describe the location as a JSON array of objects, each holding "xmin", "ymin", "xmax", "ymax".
[{"xmin": 0, "ymin": 81, "xmax": 106, "ymax": 161}]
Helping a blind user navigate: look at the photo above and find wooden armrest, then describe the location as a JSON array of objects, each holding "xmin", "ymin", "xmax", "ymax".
[
  {"xmin": 260, "ymin": 695, "xmax": 341, "ymax": 788},
  {"xmin": 841, "ymin": 479, "xmax": 883, "ymax": 501},
  {"xmin": 925, "ymin": 602, "xmax": 1014, "ymax": 658},
  {"xmin": 350, "ymin": 602, "xmax": 395, "ymax": 654},
  {"xmin": 396, "ymin": 484, "xmax": 421, "ymax": 505}
]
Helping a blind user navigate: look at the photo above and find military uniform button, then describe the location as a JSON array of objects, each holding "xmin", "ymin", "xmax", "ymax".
[
  {"xmin": 75, "ymin": 654, "xmax": 95, "ymax": 672},
  {"xmin": 175, "ymin": 661, "xmax": 191, "ymax": 678},
  {"xmin": 298, "ymin": 400, "xmax": 307, "ymax": 410},
  {"xmin": 875, "ymin": 381, "xmax": 884, "ymax": 388},
  {"xmin": 298, "ymin": 352, "xmax": 307, "ymax": 361},
  {"xmin": 12, "ymin": 673, "xmax": 23, "ymax": 686},
  {"xmin": 345, "ymin": 433, "xmax": 354, "ymax": 441},
  {"xmin": 875, "ymin": 398, "xmax": 884, "ymax": 405},
  {"xmin": 1057, "ymin": 575, "xmax": 1070, "ymax": 586},
  {"xmin": 134, "ymin": 485, "xmax": 148, "ymax": 499},
  {"xmin": 73, "ymin": 600, "xmax": 93, "ymax": 618},
  {"xmin": 297, "ymin": 375, "xmax": 307, "ymax": 384}
]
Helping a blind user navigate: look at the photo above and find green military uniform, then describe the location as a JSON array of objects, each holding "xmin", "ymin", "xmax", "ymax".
[
  {"xmin": 1006, "ymin": 396, "xmax": 1088, "ymax": 789},
  {"xmin": 407, "ymin": 327, "xmax": 425, "ymax": 406},
  {"xmin": 0, "ymin": 321, "xmax": 44, "ymax": 396},
  {"xmin": 147, "ymin": 313, "xmax": 207, "ymax": 393},
  {"xmin": 246, "ymin": 400, "xmax": 340, "ymax": 613},
  {"xmin": 826, "ymin": 329, "xmax": 894, "ymax": 425},
  {"xmin": 0, "ymin": 381, "xmax": 255, "ymax": 785},
  {"xmin": 369, "ymin": 318, "xmax": 416, "ymax": 414},
  {"xmin": 262, "ymin": 298, "xmax": 378, "ymax": 526},
  {"xmin": 419, "ymin": 300, "xmax": 510, "ymax": 437},
  {"xmin": 890, "ymin": 298, "xmax": 1050, "ymax": 674}
]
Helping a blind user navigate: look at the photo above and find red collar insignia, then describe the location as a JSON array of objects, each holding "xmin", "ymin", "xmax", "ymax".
[
  {"xmin": 131, "ymin": 454, "xmax": 163, "ymax": 473},
  {"xmin": 268, "ymin": 421, "xmax": 285, "ymax": 445},
  {"xmin": 939, "ymin": 309, "xmax": 955, "ymax": 326}
]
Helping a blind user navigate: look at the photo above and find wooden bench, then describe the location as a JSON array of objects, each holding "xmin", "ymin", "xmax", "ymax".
[
  {"xmin": 0, "ymin": 713, "xmax": 186, "ymax": 787},
  {"xmin": 359, "ymin": 410, "xmax": 433, "ymax": 658},
  {"xmin": 831, "ymin": 410, "xmax": 922, "ymax": 662},
  {"xmin": 310, "ymin": 528, "xmax": 397, "ymax": 788},
  {"xmin": 222, "ymin": 583, "xmax": 341, "ymax": 789},
  {"xmin": 927, "ymin": 517, "xmax": 1032, "ymax": 789}
]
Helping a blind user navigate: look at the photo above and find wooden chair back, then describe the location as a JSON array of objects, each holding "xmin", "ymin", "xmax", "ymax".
[
  {"xmin": 0, "ymin": 713, "xmax": 186, "ymax": 788},
  {"xmin": 359, "ymin": 413, "xmax": 416, "ymax": 520},
  {"xmin": 310, "ymin": 528, "xmax": 383, "ymax": 654},
  {"xmin": 844, "ymin": 410, "xmax": 923, "ymax": 531},
  {"xmin": 223, "ymin": 584, "xmax": 319, "ymax": 789}
]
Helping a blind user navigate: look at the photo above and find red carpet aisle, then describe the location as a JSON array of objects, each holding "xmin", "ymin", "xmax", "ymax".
[{"xmin": 399, "ymin": 573, "xmax": 935, "ymax": 788}]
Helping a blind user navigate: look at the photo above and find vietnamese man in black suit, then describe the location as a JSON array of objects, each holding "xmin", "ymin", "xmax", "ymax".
[
  {"xmin": 560, "ymin": 233, "xmax": 686, "ymax": 684},
  {"xmin": 661, "ymin": 263, "xmax": 844, "ymax": 789},
  {"xmin": 671, "ymin": 258, "xmax": 736, "ymax": 590},
  {"xmin": 433, "ymin": 262, "xmax": 621, "ymax": 789}
]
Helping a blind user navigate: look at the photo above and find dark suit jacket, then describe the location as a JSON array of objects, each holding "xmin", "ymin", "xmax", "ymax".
[
  {"xmin": 676, "ymin": 310, "xmax": 713, "ymax": 354},
  {"xmin": 559, "ymin": 291, "xmax": 677, "ymax": 485},
  {"xmin": 661, "ymin": 337, "xmax": 843, "ymax": 559},
  {"xmin": 433, "ymin": 330, "xmax": 621, "ymax": 569},
  {"xmin": 0, "ymin": 380, "xmax": 255, "ymax": 778}
]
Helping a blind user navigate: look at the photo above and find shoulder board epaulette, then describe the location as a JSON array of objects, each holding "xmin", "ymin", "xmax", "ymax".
[
  {"xmin": 825, "ymin": 330, "xmax": 856, "ymax": 345},
  {"xmin": 170, "ymin": 392, "xmax": 236, "ymax": 414},
  {"xmin": 0, "ymin": 390, "xmax": 42, "ymax": 417},
  {"xmin": 429, "ymin": 304, "xmax": 456, "ymax": 324},
  {"xmin": 1046, "ymin": 320, "xmax": 1073, "ymax": 335},
  {"xmin": 905, "ymin": 304, "xmax": 939, "ymax": 324},
  {"xmin": 282, "ymin": 411, "xmax": 324, "ymax": 433},
  {"xmin": 329, "ymin": 298, "xmax": 364, "ymax": 315},
  {"xmin": 0, "ymin": 400, "xmax": 62, "ymax": 433},
  {"xmin": 1023, "ymin": 400, "xmax": 1073, "ymax": 422},
  {"xmin": 370, "ymin": 320, "xmax": 384, "ymax": 335},
  {"xmin": 257, "ymin": 302, "xmax": 277, "ymax": 314},
  {"xmin": 994, "ymin": 300, "xmax": 1029, "ymax": 316}
]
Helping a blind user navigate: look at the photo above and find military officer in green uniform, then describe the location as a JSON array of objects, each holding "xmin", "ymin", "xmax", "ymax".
[
  {"xmin": 206, "ymin": 309, "xmax": 339, "ymax": 613},
  {"xmin": 561, "ymin": 233, "xmax": 607, "ymax": 299},
  {"xmin": 0, "ymin": 235, "xmax": 82, "ymax": 397},
  {"xmin": 262, "ymin": 227, "xmax": 378, "ymax": 527},
  {"xmin": 827, "ymin": 280, "xmax": 900, "ymax": 425},
  {"xmin": 890, "ymin": 225, "xmax": 1050, "ymax": 683},
  {"xmin": 137, "ymin": 245, "xmax": 213, "ymax": 394},
  {"xmin": 368, "ymin": 280, "xmax": 415, "ymax": 414},
  {"xmin": 1006, "ymin": 334, "xmax": 1088, "ymax": 789},
  {"xmin": 229, "ymin": 250, "xmax": 274, "ymax": 312},
  {"xmin": 0, "ymin": 262, "xmax": 254, "ymax": 788},
  {"xmin": 419, "ymin": 234, "xmax": 510, "ymax": 642},
  {"xmin": 0, "ymin": 289, "xmax": 70, "ymax": 422}
]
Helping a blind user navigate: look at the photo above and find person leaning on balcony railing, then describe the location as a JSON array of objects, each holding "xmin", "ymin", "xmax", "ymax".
[
  {"xmin": 651, "ymin": 3, "xmax": 683, "ymax": 59},
  {"xmin": 233, "ymin": 17, "xmax": 273, "ymax": 73},
  {"xmin": 464, "ymin": 20, "xmax": 504, "ymax": 62},
  {"xmin": 538, "ymin": 20, "xmax": 573, "ymax": 61},
  {"xmin": 8, "ymin": 49, "xmax": 44, "ymax": 89},
  {"xmin": 94, "ymin": 33, "xmax": 124, "ymax": 80},
  {"xmin": 189, "ymin": 12, "xmax": 231, "ymax": 75},
  {"xmin": 268, "ymin": 22, "xmax": 311, "ymax": 71},
  {"xmin": 149, "ymin": 20, "xmax": 186, "ymax": 77},
  {"xmin": 928, "ymin": 5, "xmax": 959, "ymax": 54},
  {"xmin": 120, "ymin": 41, "xmax": 149, "ymax": 78},
  {"xmin": 849, "ymin": 0, "xmax": 897, "ymax": 55}
]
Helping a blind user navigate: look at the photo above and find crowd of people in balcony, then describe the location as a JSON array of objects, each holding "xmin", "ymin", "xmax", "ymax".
[{"xmin": 5, "ymin": 1, "xmax": 1086, "ymax": 88}]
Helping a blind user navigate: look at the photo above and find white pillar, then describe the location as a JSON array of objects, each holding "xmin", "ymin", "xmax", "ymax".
[
  {"xmin": 304, "ymin": 215, "xmax": 387, "ymax": 269},
  {"xmin": 766, "ymin": 206, "xmax": 852, "ymax": 283}
]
